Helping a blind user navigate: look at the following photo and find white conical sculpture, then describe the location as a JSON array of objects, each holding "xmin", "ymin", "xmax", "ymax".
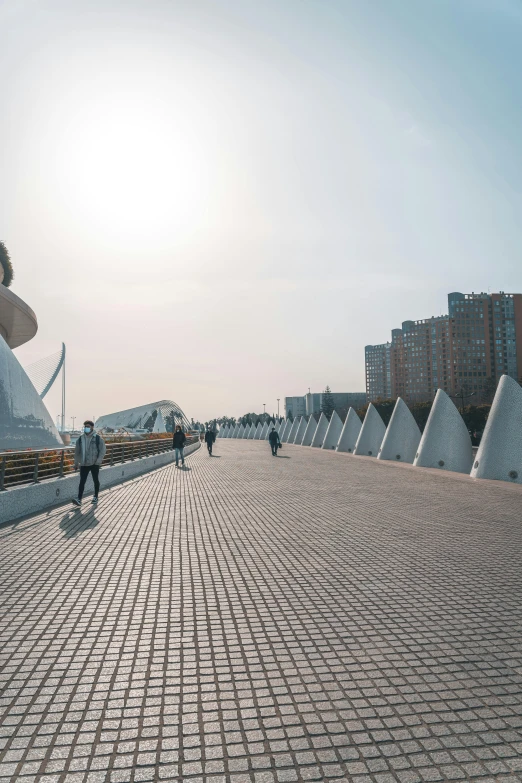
[
  {"xmin": 254, "ymin": 422, "xmax": 263, "ymax": 439},
  {"xmin": 280, "ymin": 419, "xmax": 293, "ymax": 442},
  {"xmin": 260, "ymin": 421, "xmax": 269, "ymax": 439},
  {"xmin": 294, "ymin": 416, "xmax": 309, "ymax": 445},
  {"xmin": 248, "ymin": 423, "xmax": 256, "ymax": 439},
  {"xmin": 287, "ymin": 417, "xmax": 301, "ymax": 444},
  {"xmin": 240, "ymin": 424, "xmax": 249, "ymax": 439},
  {"xmin": 310, "ymin": 413, "xmax": 329, "ymax": 448},
  {"xmin": 231, "ymin": 424, "xmax": 240, "ymax": 438},
  {"xmin": 221, "ymin": 425, "xmax": 228, "ymax": 438},
  {"xmin": 471, "ymin": 375, "xmax": 522, "ymax": 484},
  {"xmin": 152, "ymin": 409, "xmax": 166, "ymax": 433},
  {"xmin": 378, "ymin": 398, "xmax": 421, "ymax": 463},
  {"xmin": 354, "ymin": 404, "xmax": 386, "ymax": 457},
  {"xmin": 225, "ymin": 425, "xmax": 232, "ymax": 438},
  {"xmin": 336, "ymin": 408, "xmax": 362, "ymax": 453},
  {"xmin": 413, "ymin": 389, "xmax": 473, "ymax": 473},
  {"xmin": 322, "ymin": 410, "xmax": 343, "ymax": 450},
  {"xmin": 302, "ymin": 415, "xmax": 318, "ymax": 447},
  {"xmin": 276, "ymin": 419, "xmax": 285, "ymax": 434}
]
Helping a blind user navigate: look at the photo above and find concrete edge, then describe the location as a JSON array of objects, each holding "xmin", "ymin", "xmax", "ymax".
[{"xmin": 0, "ymin": 441, "xmax": 201, "ymax": 526}]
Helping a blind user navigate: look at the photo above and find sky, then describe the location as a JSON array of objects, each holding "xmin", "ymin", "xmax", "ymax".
[{"xmin": 2, "ymin": 0, "xmax": 521, "ymax": 425}]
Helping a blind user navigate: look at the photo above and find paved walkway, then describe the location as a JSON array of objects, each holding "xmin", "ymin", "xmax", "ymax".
[{"xmin": 1, "ymin": 441, "xmax": 522, "ymax": 783}]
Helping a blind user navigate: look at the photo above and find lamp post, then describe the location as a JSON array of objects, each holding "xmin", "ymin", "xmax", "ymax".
[
  {"xmin": 71, "ymin": 416, "xmax": 76, "ymax": 432},
  {"xmin": 277, "ymin": 398, "xmax": 280, "ymax": 418},
  {"xmin": 263, "ymin": 403, "xmax": 266, "ymax": 422}
]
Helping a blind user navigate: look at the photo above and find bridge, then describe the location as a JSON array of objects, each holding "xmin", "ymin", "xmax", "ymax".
[{"xmin": 1, "ymin": 440, "xmax": 521, "ymax": 783}]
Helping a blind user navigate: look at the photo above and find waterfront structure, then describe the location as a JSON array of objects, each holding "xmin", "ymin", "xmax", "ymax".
[
  {"xmin": 0, "ymin": 282, "xmax": 62, "ymax": 450},
  {"xmin": 366, "ymin": 291, "xmax": 522, "ymax": 403},
  {"xmin": 95, "ymin": 401, "xmax": 191, "ymax": 432},
  {"xmin": 365, "ymin": 343, "xmax": 392, "ymax": 401}
]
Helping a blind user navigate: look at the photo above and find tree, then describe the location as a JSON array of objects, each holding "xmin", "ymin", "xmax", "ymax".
[
  {"xmin": 0, "ymin": 241, "xmax": 14, "ymax": 287},
  {"xmin": 320, "ymin": 386, "xmax": 335, "ymax": 420},
  {"xmin": 356, "ymin": 397, "xmax": 397, "ymax": 427}
]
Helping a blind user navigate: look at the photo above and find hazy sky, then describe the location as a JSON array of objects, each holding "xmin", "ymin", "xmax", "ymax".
[{"xmin": 2, "ymin": 0, "xmax": 521, "ymax": 424}]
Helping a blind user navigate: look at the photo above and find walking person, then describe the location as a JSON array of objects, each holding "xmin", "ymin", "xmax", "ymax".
[
  {"xmin": 72, "ymin": 420, "xmax": 106, "ymax": 506},
  {"xmin": 173, "ymin": 425, "xmax": 186, "ymax": 467},
  {"xmin": 268, "ymin": 426, "xmax": 282, "ymax": 457},
  {"xmin": 204, "ymin": 427, "xmax": 215, "ymax": 455}
]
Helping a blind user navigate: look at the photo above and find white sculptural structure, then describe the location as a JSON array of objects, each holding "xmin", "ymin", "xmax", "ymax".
[
  {"xmin": 353, "ymin": 404, "xmax": 385, "ymax": 457},
  {"xmin": 336, "ymin": 408, "xmax": 361, "ymax": 453},
  {"xmin": 287, "ymin": 417, "xmax": 301, "ymax": 444},
  {"xmin": 310, "ymin": 413, "xmax": 328, "ymax": 448},
  {"xmin": 301, "ymin": 416, "xmax": 318, "ymax": 447},
  {"xmin": 293, "ymin": 417, "xmax": 308, "ymax": 445},
  {"xmin": 470, "ymin": 374, "xmax": 522, "ymax": 484},
  {"xmin": 414, "ymin": 389, "xmax": 473, "ymax": 473},
  {"xmin": 322, "ymin": 410, "xmax": 343, "ymax": 450},
  {"xmin": 378, "ymin": 398, "xmax": 421, "ymax": 463}
]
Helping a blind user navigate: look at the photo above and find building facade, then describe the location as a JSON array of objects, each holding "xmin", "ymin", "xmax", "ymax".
[
  {"xmin": 285, "ymin": 391, "xmax": 366, "ymax": 419},
  {"xmin": 365, "ymin": 343, "xmax": 392, "ymax": 401},
  {"xmin": 365, "ymin": 291, "xmax": 522, "ymax": 404}
]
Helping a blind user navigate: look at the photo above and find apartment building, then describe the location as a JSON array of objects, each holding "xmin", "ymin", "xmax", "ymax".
[
  {"xmin": 364, "ymin": 343, "xmax": 391, "ymax": 401},
  {"xmin": 365, "ymin": 291, "xmax": 522, "ymax": 404}
]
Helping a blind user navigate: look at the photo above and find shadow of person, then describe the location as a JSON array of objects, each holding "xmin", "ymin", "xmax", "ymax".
[
  {"xmin": 180, "ymin": 465, "xmax": 192, "ymax": 471},
  {"xmin": 276, "ymin": 455, "xmax": 291, "ymax": 459},
  {"xmin": 210, "ymin": 455, "xmax": 221, "ymax": 458},
  {"xmin": 60, "ymin": 508, "xmax": 100, "ymax": 539}
]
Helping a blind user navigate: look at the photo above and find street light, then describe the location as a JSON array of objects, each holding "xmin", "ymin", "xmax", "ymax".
[
  {"xmin": 277, "ymin": 398, "xmax": 280, "ymax": 418},
  {"xmin": 71, "ymin": 416, "xmax": 76, "ymax": 432}
]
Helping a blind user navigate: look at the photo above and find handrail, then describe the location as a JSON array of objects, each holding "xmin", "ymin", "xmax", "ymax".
[{"xmin": 0, "ymin": 436, "xmax": 199, "ymax": 491}]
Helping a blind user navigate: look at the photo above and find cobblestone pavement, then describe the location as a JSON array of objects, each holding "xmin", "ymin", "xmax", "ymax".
[{"xmin": 1, "ymin": 441, "xmax": 522, "ymax": 783}]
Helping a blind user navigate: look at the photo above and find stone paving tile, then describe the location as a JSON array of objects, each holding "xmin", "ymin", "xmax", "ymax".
[{"xmin": 1, "ymin": 441, "xmax": 522, "ymax": 783}]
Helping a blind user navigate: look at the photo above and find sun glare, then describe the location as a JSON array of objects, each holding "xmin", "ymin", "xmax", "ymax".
[{"xmin": 55, "ymin": 90, "xmax": 214, "ymax": 245}]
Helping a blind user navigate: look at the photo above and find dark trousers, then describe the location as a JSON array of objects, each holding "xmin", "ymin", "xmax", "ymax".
[
  {"xmin": 206, "ymin": 442, "xmax": 212, "ymax": 454},
  {"xmin": 78, "ymin": 465, "xmax": 100, "ymax": 499},
  {"xmin": 271, "ymin": 444, "xmax": 279, "ymax": 456}
]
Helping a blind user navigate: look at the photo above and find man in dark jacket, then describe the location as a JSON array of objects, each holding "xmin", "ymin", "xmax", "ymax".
[
  {"xmin": 172, "ymin": 425, "xmax": 186, "ymax": 467},
  {"xmin": 204, "ymin": 428, "xmax": 215, "ymax": 455},
  {"xmin": 268, "ymin": 426, "xmax": 281, "ymax": 456}
]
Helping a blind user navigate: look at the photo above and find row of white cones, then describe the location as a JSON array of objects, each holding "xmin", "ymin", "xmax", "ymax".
[{"xmin": 218, "ymin": 375, "xmax": 522, "ymax": 484}]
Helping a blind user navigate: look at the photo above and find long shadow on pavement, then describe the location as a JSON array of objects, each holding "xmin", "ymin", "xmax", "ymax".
[{"xmin": 60, "ymin": 509, "xmax": 100, "ymax": 539}]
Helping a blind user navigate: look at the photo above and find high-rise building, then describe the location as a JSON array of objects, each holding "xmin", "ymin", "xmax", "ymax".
[
  {"xmin": 284, "ymin": 396, "xmax": 307, "ymax": 419},
  {"xmin": 390, "ymin": 316, "xmax": 452, "ymax": 403},
  {"xmin": 449, "ymin": 291, "xmax": 522, "ymax": 397},
  {"xmin": 365, "ymin": 343, "xmax": 391, "ymax": 401},
  {"xmin": 365, "ymin": 291, "xmax": 522, "ymax": 405}
]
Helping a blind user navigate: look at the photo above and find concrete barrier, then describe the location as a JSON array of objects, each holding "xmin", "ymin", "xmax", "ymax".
[
  {"xmin": 310, "ymin": 413, "xmax": 328, "ymax": 448},
  {"xmin": 301, "ymin": 416, "xmax": 318, "ymax": 447},
  {"xmin": 336, "ymin": 408, "xmax": 361, "ymax": 453},
  {"xmin": 378, "ymin": 397, "xmax": 421, "ymax": 463},
  {"xmin": 413, "ymin": 389, "xmax": 473, "ymax": 474},
  {"xmin": 322, "ymin": 410, "xmax": 343, "ymax": 450},
  {"xmin": 354, "ymin": 404, "xmax": 386, "ymax": 457},
  {"xmin": 0, "ymin": 441, "xmax": 201, "ymax": 525},
  {"xmin": 471, "ymin": 374, "xmax": 522, "ymax": 484}
]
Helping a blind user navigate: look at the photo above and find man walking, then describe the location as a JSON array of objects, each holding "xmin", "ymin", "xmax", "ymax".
[
  {"xmin": 173, "ymin": 425, "xmax": 186, "ymax": 467},
  {"xmin": 268, "ymin": 426, "xmax": 281, "ymax": 457},
  {"xmin": 72, "ymin": 420, "xmax": 106, "ymax": 506},
  {"xmin": 204, "ymin": 427, "xmax": 215, "ymax": 455}
]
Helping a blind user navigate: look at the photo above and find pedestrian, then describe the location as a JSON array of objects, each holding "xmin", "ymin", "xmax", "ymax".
[
  {"xmin": 72, "ymin": 420, "xmax": 106, "ymax": 506},
  {"xmin": 204, "ymin": 427, "xmax": 215, "ymax": 455},
  {"xmin": 173, "ymin": 425, "xmax": 186, "ymax": 467},
  {"xmin": 268, "ymin": 426, "xmax": 281, "ymax": 457}
]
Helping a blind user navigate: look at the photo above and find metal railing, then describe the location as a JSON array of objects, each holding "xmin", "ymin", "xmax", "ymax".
[{"xmin": 0, "ymin": 436, "xmax": 199, "ymax": 491}]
